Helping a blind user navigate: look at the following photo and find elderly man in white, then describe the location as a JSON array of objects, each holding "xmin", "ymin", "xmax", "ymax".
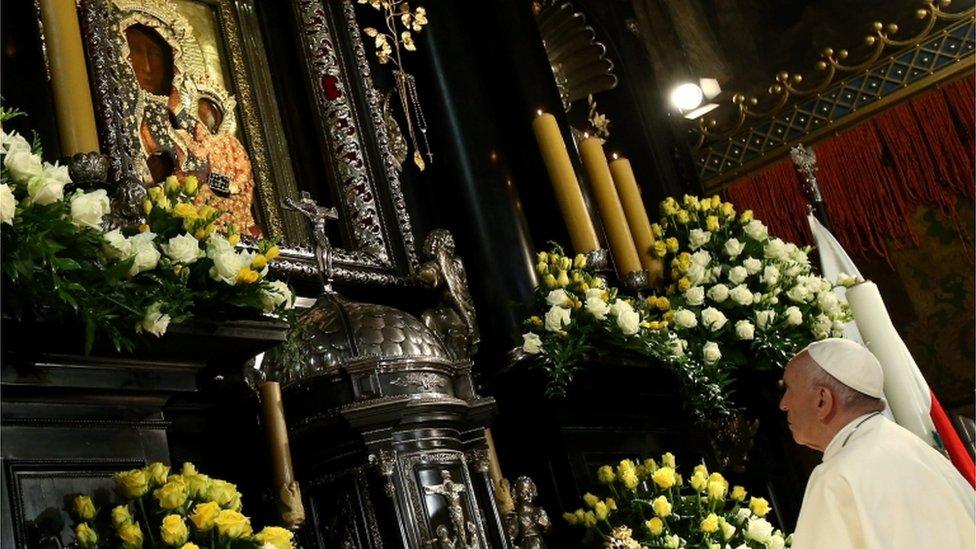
[{"xmin": 780, "ymin": 338, "xmax": 975, "ymax": 549}]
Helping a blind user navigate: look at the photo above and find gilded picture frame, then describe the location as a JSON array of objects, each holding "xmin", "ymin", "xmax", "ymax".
[{"xmin": 77, "ymin": 0, "xmax": 421, "ymax": 287}]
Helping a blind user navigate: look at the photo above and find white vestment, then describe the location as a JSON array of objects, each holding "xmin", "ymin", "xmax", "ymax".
[{"xmin": 792, "ymin": 413, "xmax": 975, "ymax": 549}]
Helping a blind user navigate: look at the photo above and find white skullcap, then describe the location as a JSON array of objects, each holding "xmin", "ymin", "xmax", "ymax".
[{"xmin": 800, "ymin": 338, "xmax": 885, "ymax": 398}]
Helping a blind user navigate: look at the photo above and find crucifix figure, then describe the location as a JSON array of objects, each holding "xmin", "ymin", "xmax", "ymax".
[
  {"xmin": 284, "ymin": 191, "xmax": 339, "ymax": 292},
  {"xmin": 424, "ymin": 470, "xmax": 480, "ymax": 549}
]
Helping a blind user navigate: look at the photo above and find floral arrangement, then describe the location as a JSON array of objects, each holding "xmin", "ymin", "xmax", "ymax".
[
  {"xmin": 0, "ymin": 108, "xmax": 294, "ymax": 353},
  {"xmin": 66, "ymin": 461, "xmax": 293, "ymax": 549},
  {"xmin": 564, "ymin": 452, "xmax": 792, "ymax": 549},
  {"xmin": 519, "ymin": 195, "xmax": 852, "ymax": 420}
]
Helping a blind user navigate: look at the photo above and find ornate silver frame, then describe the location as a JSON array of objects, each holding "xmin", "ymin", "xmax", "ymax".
[{"xmin": 78, "ymin": 0, "xmax": 421, "ymax": 287}]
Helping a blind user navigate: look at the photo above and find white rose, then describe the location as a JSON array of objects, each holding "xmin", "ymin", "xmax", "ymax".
[
  {"xmin": 544, "ymin": 305, "xmax": 571, "ymax": 332},
  {"xmin": 686, "ymin": 263, "xmax": 708, "ymax": 285},
  {"xmin": 521, "ymin": 332, "xmax": 543, "ymax": 354},
  {"xmin": 546, "ymin": 289, "xmax": 570, "ymax": 307},
  {"xmin": 161, "ymin": 233, "xmax": 205, "ymax": 264},
  {"xmin": 836, "ymin": 272, "xmax": 858, "ymax": 287},
  {"xmin": 768, "ymin": 534, "xmax": 786, "ymax": 549},
  {"xmin": 691, "ymin": 250, "xmax": 712, "ymax": 266},
  {"xmin": 43, "ymin": 161, "xmax": 71, "ymax": 185},
  {"xmin": 785, "ymin": 306, "xmax": 803, "ymax": 326},
  {"xmin": 810, "ymin": 314, "xmax": 831, "ymax": 339},
  {"xmin": 764, "ymin": 238, "xmax": 788, "ymax": 261},
  {"xmin": 664, "ymin": 535, "xmax": 681, "ymax": 549},
  {"xmin": 755, "ymin": 310, "xmax": 776, "ymax": 330},
  {"xmin": 4, "ymin": 149, "xmax": 43, "ymax": 183},
  {"xmin": 210, "ymin": 248, "xmax": 248, "ymax": 284},
  {"xmin": 128, "ymin": 232, "xmax": 160, "ymax": 276},
  {"xmin": 735, "ymin": 508, "xmax": 753, "ymax": 524},
  {"xmin": 616, "ymin": 309, "xmax": 640, "ymax": 335},
  {"xmin": 735, "ymin": 320, "xmax": 755, "ymax": 340},
  {"xmin": 728, "ymin": 266, "xmax": 748, "ymax": 285},
  {"xmin": 585, "ymin": 287, "xmax": 606, "ymax": 300},
  {"xmin": 724, "ymin": 238, "xmax": 745, "ymax": 257},
  {"xmin": 816, "ymin": 291, "xmax": 840, "ymax": 315},
  {"xmin": 609, "ymin": 298, "xmax": 633, "ymax": 316},
  {"xmin": 742, "ymin": 257, "xmax": 762, "ymax": 275},
  {"xmin": 745, "ymin": 518, "xmax": 773, "ymax": 544},
  {"xmin": 206, "ymin": 233, "xmax": 235, "ymax": 257},
  {"xmin": 585, "ymin": 296, "xmax": 610, "ymax": 320},
  {"xmin": 700, "ymin": 307, "xmax": 728, "ymax": 331},
  {"xmin": 674, "ymin": 308, "xmax": 698, "ymax": 329},
  {"xmin": 25, "ymin": 174, "xmax": 65, "ymax": 205},
  {"xmin": 831, "ymin": 319, "xmax": 846, "ymax": 337},
  {"xmin": 729, "ymin": 284, "xmax": 754, "ymax": 306},
  {"xmin": 668, "ymin": 338, "xmax": 687, "ymax": 357},
  {"xmin": 761, "ymin": 266, "xmax": 780, "ymax": 286},
  {"xmin": 102, "ymin": 229, "xmax": 132, "ymax": 260},
  {"xmin": 743, "ymin": 220, "xmax": 768, "ymax": 241},
  {"xmin": 707, "ymin": 284, "xmax": 729, "ymax": 303},
  {"xmin": 684, "ymin": 286, "xmax": 705, "ymax": 306},
  {"xmin": 688, "ymin": 229, "xmax": 712, "ymax": 250},
  {"xmin": 69, "ymin": 189, "xmax": 110, "ymax": 229},
  {"xmin": 0, "ymin": 183, "xmax": 16, "ymax": 224},
  {"xmin": 784, "ymin": 263, "xmax": 804, "ymax": 277},
  {"xmin": 786, "ymin": 284, "xmax": 811, "ymax": 303},
  {"xmin": 260, "ymin": 280, "xmax": 294, "ymax": 312},
  {"xmin": 1, "ymin": 130, "xmax": 31, "ymax": 155},
  {"xmin": 702, "ymin": 341, "xmax": 722, "ymax": 364},
  {"xmin": 590, "ymin": 276, "xmax": 606, "ymax": 289},
  {"xmin": 139, "ymin": 302, "xmax": 170, "ymax": 337}
]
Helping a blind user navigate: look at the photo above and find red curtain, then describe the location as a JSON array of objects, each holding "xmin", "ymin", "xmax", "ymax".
[{"xmin": 724, "ymin": 75, "xmax": 975, "ymax": 260}]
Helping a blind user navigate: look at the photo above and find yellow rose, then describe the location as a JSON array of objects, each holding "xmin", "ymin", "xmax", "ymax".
[
  {"xmin": 148, "ymin": 186, "xmax": 164, "ymax": 202},
  {"xmin": 117, "ymin": 522, "xmax": 144, "ymax": 548},
  {"xmin": 72, "ymin": 495, "xmax": 96, "ymax": 521},
  {"xmin": 719, "ymin": 517, "xmax": 736, "ymax": 540},
  {"xmin": 556, "ymin": 270, "xmax": 570, "ymax": 287},
  {"xmin": 164, "ymin": 175, "xmax": 181, "ymax": 195},
  {"xmin": 621, "ymin": 470, "xmax": 640, "ymax": 490},
  {"xmin": 206, "ymin": 479, "xmax": 240, "ymax": 509},
  {"xmin": 643, "ymin": 458, "xmax": 658, "ymax": 473},
  {"xmin": 700, "ymin": 513, "xmax": 719, "ymax": 533},
  {"xmin": 730, "ymin": 485, "xmax": 747, "ymax": 502},
  {"xmin": 653, "ymin": 241, "xmax": 667, "ymax": 257},
  {"xmin": 173, "ymin": 203, "xmax": 198, "ymax": 220},
  {"xmin": 543, "ymin": 273, "xmax": 557, "ymax": 288},
  {"xmin": 707, "ymin": 480, "xmax": 727, "ymax": 500},
  {"xmin": 144, "ymin": 462, "xmax": 170, "ymax": 487},
  {"xmin": 180, "ymin": 544, "xmax": 200, "ymax": 549},
  {"xmin": 583, "ymin": 493, "xmax": 599, "ymax": 508},
  {"xmin": 594, "ymin": 501, "xmax": 609, "ymax": 520},
  {"xmin": 75, "ymin": 522, "xmax": 98, "ymax": 548},
  {"xmin": 535, "ymin": 261, "xmax": 548, "ymax": 275},
  {"xmin": 683, "ymin": 195, "xmax": 700, "ymax": 210},
  {"xmin": 597, "ymin": 465, "xmax": 615, "ymax": 484},
  {"xmin": 114, "ymin": 469, "xmax": 149, "ymax": 499},
  {"xmin": 693, "ymin": 464, "xmax": 708, "ymax": 477},
  {"xmin": 740, "ymin": 210, "xmax": 754, "ymax": 223},
  {"xmin": 214, "ymin": 509, "xmax": 252, "ymax": 539},
  {"xmin": 617, "ymin": 459, "xmax": 636, "ymax": 476},
  {"xmin": 606, "ymin": 498, "xmax": 617, "ymax": 511},
  {"xmin": 676, "ymin": 210, "xmax": 690, "ymax": 224},
  {"xmin": 646, "ymin": 517, "xmax": 664, "ymax": 536},
  {"xmin": 154, "ymin": 479, "xmax": 188, "ymax": 510},
  {"xmin": 536, "ymin": 252, "xmax": 549, "ymax": 263},
  {"xmin": 655, "ymin": 297, "xmax": 670, "ymax": 311},
  {"xmin": 651, "ymin": 467, "xmax": 676, "ymax": 490},
  {"xmin": 265, "ymin": 245, "xmax": 280, "ymax": 261},
  {"xmin": 721, "ymin": 202, "xmax": 735, "ymax": 217},
  {"xmin": 708, "ymin": 472, "xmax": 725, "ymax": 485},
  {"xmin": 111, "ymin": 505, "xmax": 133, "ymax": 528},
  {"xmin": 142, "ymin": 199, "xmax": 153, "ymax": 215},
  {"xmin": 574, "ymin": 508, "xmax": 586, "ymax": 523},
  {"xmin": 573, "ymin": 253, "xmax": 587, "ymax": 268},
  {"xmin": 236, "ymin": 267, "xmax": 261, "ymax": 284},
  {"xmin": 562, "ymin": 512, "xmax": 578, "ymax": 525},
  {"xmin": 665, "ymin": 237, "xmax": 679, "ymax": 253},
  {"xmin": 706, "ymin": 215, "xmax": 719, "ymax": 232},
  {"xmin": 749, "ymin": 496, "xmax": 770, "ymax": 517},
  {"xmin": 251, "ymin": 254, "xmax": 268, "ymax": 270},
  {"xmin": 582, "ymin": 511, "xmax": 597, "ymax": 528},
  {"xmin": 254, "ymin": 525, "xmax": 294, "ymax": 548},
  {"xmin": 690, "ymin": 472, "xmax": 708, "ymax": 492},
  {"xmin": 183, "ymin": 175, "xmax": 199, "ymax": 195},
  {"xmin": 161, "ymin": 514, "xmax": 189, "ymax": 546},
  {"xmin": 652, "ymin": 495, "xmax": 672, "ymax": 517},
  {"xmin": 189, "ymin": 501, "xmax": 220, "ymax": 531}
]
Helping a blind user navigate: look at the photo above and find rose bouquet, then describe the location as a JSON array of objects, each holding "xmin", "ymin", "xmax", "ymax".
[
  {"xmin": 645, "ymin": 195, "xmax": 851, "ymax": 375},
  {"xmin": 519, "ymin": 246, "xmax": 730, "ymax": 418},
  {"xmin": 564, "ymin": 452, "xmax": 792, "ymax": 549},
  {"xmin": 66, "ymin": 462, "xmax": 293, "ymax": 549},
  {"xmin": 0, "ymin": 107, "xmax": 294, "ymax": 353}
]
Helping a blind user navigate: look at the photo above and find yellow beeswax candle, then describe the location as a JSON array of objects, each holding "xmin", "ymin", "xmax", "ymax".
[
  {"xmin": 579, "ymin": 136, "xmax": 641, "ymax": 276},
  {"xmin": 609, "ymin": 155, "xmax": 664, "ymax": 285},
  {"xmin": 531, "ymin": 112, "xmax": 599, "ymax": 253}
]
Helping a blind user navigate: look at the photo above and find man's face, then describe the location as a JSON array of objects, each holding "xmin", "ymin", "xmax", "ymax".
[{"xmin": 779, "ymin": 354, "xmax": 822, "ymax": 449}]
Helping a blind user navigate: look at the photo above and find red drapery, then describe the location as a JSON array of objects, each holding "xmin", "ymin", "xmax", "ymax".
[{"xmin": 724, "ymin": 75, "xmax": 975, "ymax": 261}]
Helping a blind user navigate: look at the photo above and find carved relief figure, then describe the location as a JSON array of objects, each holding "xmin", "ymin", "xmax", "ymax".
[
  {"xmin": 504, "ymin": 476, "xmax": 551, "ymax": 549},
  {"xmin": 420, "ymin": 230, "xmax": 480, "ymax": 358},
  {"xmin": 114, "ymin": 0, "xmax": 258, "ymax": 234}
]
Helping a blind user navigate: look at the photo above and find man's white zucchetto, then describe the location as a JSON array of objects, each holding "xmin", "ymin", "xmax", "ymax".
[{"xmin": 800, "ymin": 338, "xmax": 885, "ymax": 398}]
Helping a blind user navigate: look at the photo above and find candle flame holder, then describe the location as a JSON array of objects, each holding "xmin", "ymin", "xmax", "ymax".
[
  {"xmin": 584, "ymin": 249, "xmax": 611, "ymax": 272},
  {"xmin": 621, "ymin": 269, "xmax": 650, "ymax": 291}
]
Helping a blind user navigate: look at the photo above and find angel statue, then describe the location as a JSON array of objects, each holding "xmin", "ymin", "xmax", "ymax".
[
  {"xmin": 419, "ymin": 230, "xmax": 479, "ymax": 359},
  {"xmin": 504, "ymin": 476, "xmax": 550, "ymax": 549}
]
